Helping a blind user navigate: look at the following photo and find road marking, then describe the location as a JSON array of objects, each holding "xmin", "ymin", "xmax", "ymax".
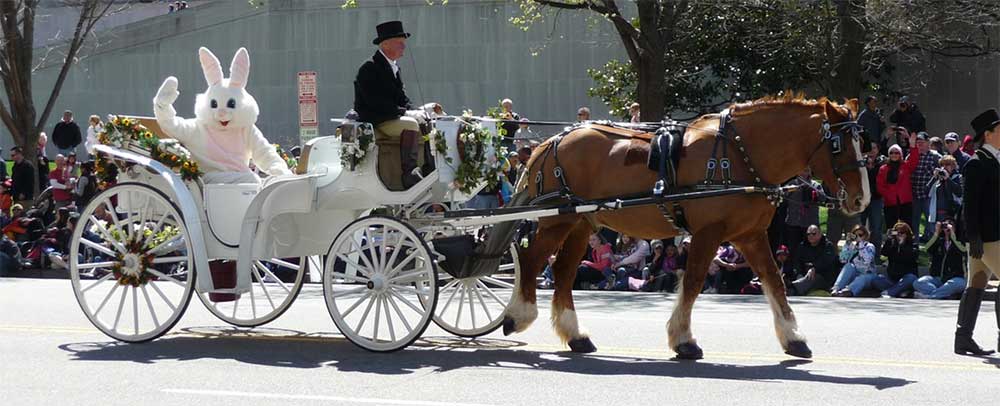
[
  {"xmin": 4, "ymin": 324, "xmax": 999, "ymax": 372},
  {"xmin": 160, "ymin": 388, "xmax": 499, "ymax": 406}
]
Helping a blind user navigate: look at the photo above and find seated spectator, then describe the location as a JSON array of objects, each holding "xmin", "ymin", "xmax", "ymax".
[
  {"xmin": 914, "ymin": 221, "xmax": 966, "ymax": 299},
  {"xmin": 574, "ymin": 233, "xmax": 614, "ymax": 289},
  {"xmin": 642, "ymin": 241, "xmax": 679, "ymax": 292},
  {"xmin": 540, "ymin": 254, "xmax": 556, "ymax": 289},
  {"xmin": 927, "ymin": 154, "xmax": 962, "ymax": 223},
  {"xmin": 775, "ymin": 245, "xmax": 795, "ymax": 286},
  {"xmin": 706, "ymin": 242, "xmax": 753, "ymax": 294},
  {"xmin": 831, "ymin": 225, "xmax": 878, "ymax": 297},
  {"xmin": 875, "ymin": 221, "xmax": 919, "ymax": 298},
  {"xmin": 0, "ymin": 233, "xmax": 20, "ymax": 275},
  {"xmin": 604, "ymin": 234, "xmax": 649, "ymax": 290},
  {"xmin": 0, "ymin": 180, "xmax": 12, "ymax": 215},
  {"xmin": 789, "ymin": 225, "xmax": 838, "ymax": 295}
]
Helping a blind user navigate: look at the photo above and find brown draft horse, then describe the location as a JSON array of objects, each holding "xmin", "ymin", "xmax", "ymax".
[{"xmin": 502, "ymin": 96, "xmax": 870, "ymax": 359}]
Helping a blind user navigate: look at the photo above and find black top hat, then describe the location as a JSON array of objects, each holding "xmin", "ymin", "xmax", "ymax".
[
  {"xmin": 373, "ymin": 21, "xmax": 411, "ymax": 45},
  {"xmin": 970, "ymin": 109, "xmax": 1000, "ymax": 142}
]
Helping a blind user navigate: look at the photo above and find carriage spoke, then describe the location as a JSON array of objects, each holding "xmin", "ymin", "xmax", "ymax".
[
  {"xmin": 231, "ymin": 296, "xmax": 240, "ymax": 319},
  {"xmin": 388, "ymin": 269, "xmax": 428, "ymax": 284},
  {"xmin": 149, "ymin": 280, "xmax": 177, "ymax": 312},
  {"xmin": 388, "ymin": 289, "xmax": 423, "ymax": 315},
  {"xmin": 330, "ymin": 286, "xmax": 367, "ymax": 298},
  {"xmin": 151, "ymin": 256, "xmax": 187, "ymax": 265},
  {"xmin": 140, "ymin": 285, "xmax": 160, "ymax": 329},
  {"xmin": 335, "ymin": 254, "xmax": 372, "ymax": 279},
  {"xmin": 90, "ymin": 215, "xmax": 127, "ymax": 254},
  {"xmin": 145, "ymin": 268, "xmax": 186, "ymax": 288},
  {"xmin": 81, "ymin": 272, "xmax": 116, "ymax": 293},
  {"xmin": 386, "ymin": 292, "xmax": 413, "ymax": 334},
  {"xmin": 132, "ymin": 287, "xmax": 139, "ymax": 335},
  {"xmin": 473, "ymin": 282, "xmax": 493, "ymax": 323},
  {"xmin": 482, "ymin": 276, "xmax": 514, "ymax": 289},
  {"xmin": 252, "ymin": 262, "xmax": 277, "ymax": 311},
  {"xmin": 104, "ymin": 197, "xmax": 128, "ymax": 242},
  {"xmin": 340, "ymin": 291, "xmax": 373, "ymax": 318},
  {"xmin": 383, "ymin": 296, "xmax": 396, "ymax": 342},
  {"xmin": 255, "ymin": 261, "xmax": 291, "ymax": 294},
  {"xmin": 332, "ymin": 270, "xmax": 370, "ymax": 284},
  {"xmin": 350, "ymin": 239, "xmax": 378, "ymax": 275},
  {"xmin": 264, "ymin": 258, "xmax": 299, "ymax": 270},
  {"xmin": 152, "ymin": 211, "xmax": 171, "ymax": 234},
  {"xmin": 373, "ymin": 294, "xmax": 382, "ymax": 342},
  {"xmin": 383, "ymin": 238, "xmax": 409, "ymax": 278},
  {"xmin": 354, "ymin": 294, "xmax": 377, "ymax": 334},
  {"xmin": 77, "ymin": 261, "xmax": 118, "ymax": 270},
  {"xmin": 478, "ymin": 280, "xmax": 508, "ymax": 308},
  {"xmin": 80, "ymin": 238, "xmax": 117, "ymax": 258},
  {"xmin": 455, "ymin": 284, "xmax": 467, "ymax": 327},
  {"xmin": 112, "ymin": 287, "xmax": 128, "ymax": 331},
  {"xmin": 437, "ymin": 280, "xmax": 462, "ymax": 317},
  {"xmin": 385, "ymin": 250, "xmax": 419, "ymax": 279},
  {"xmin": 93, "ymin": 282, "xmax": 120, "ymax": 316},
  {"xmin": 147, "ymin": 235, "xmax": 185, "ymax": 257}
]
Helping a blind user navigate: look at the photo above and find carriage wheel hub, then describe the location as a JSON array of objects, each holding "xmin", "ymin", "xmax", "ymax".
[
  {"xmin": 367, "ymin": 274, "xmax": 387, "ymax": 292},
  {"xmin": 121, "ymin": 253, "xmax": 142, "ymax": 277}
]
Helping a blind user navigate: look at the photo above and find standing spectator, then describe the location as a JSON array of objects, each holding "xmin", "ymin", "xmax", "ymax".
[
  {"xmin": 0, "ymin": 180, "xmax": 11, "ymax": 215},
  {"xmin": 604, "ymin": 235, "xmax": 649, "ymax": 290},
  {"xmin": 0, "ymin": 148, "xmax": 6, "ymax": 182},
  {"xmin": 574, "ymin": 233, "xmax": 614, "ymax": 289},
  {"xmin": 85, "ymin": 115, "xmax": 103, "ymax": 157},
  {"xmin": 928, "ymin": 154, "xmax": 962, "ymax": 223},
  {"xmin": 831, "ymin": 225, "xmax": 878, "ymax": 297},
  {"xmin": 784, "ymin": 169, "xmax": 821, "ymax": 260},
  {"xmin": 775, "ymin": 245, "xmax": 795, "ymax": 287},
  {"xmin": 960, "ymin": 134, "xmax": 975, "ymax": 156},
  {"xmin": 37, "ymin": 133, "xmax": 50, "ymax": 192},
  {"xmin": 576, "ymin": 107, "xmax": 591, "ymax": 122},
  {"xmin": 499, "ymin": 99, "xmax": 520, "ymax": 138},
  {"xmin": 9, "ymin": 147, "xmax": 33, "ymax": 206},
  {"xmin": 789, "ymin": 225, "xmax": 839, "ymax": 295},
  {"xmin": 48, "ymin": 155, "xmax": 73, "ymax": 209},
  {"xmin": 943, "ymin": 132, "xmax": 971, "ymax": 170},
  {"xmin": 65, "ymin": 152, "xmax": 79, "ymax": 178},
  {"xmin": 914, "ymin": 221, "xmax": 967, "ymax": 299},
  {"xmin": 629, "ymin": 103, "xmax": 641, "ymax": 123},
  {"xmin": 52, "ymin": 110, "xmax": 82, "ymax": 157},
  {"xmin": 929, "ymin": 136, "xmax": 945, "ymax": 155},
  {"xmin": 861, "ymin": 144, "xmax": 887, "ymax": 259},
  {"xmin": 877, "ymin": 138, "xmax": 919, "ymax": 231},
  {"xmin": 889, "ymin": 96, "xmax": 926, "ymax": 134},
  {"xmin": 911, "ymin": 132, "xmax": 942, "ymax": 241},
  {"xmin": 706, "ymin": 242, "xmax": 753, "ymax": 294},
  {"xmin": 74, "ymin": 161, "xmax": 98, "ymax": 209},
  {"xmin": 857, "ymin": 96, "xmax": 885, "ymax": 151},
  {"xmin": 876, "ymin": 221, "xmax": 919, "ymax": 298},
  {"xmin": 953, "ymin": 108, "xmax": 1000, "ymax": 356},
  {"xmin": 37, "ymin": 132, "xmax": 48, "ymax": 158},
  {"xmin": 514, "ymin": 118, "xmax": 536, "ymax": 149}
]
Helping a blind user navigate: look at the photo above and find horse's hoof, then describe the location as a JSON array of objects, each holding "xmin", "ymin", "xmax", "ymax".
[
  {"xmin": 674, "ymin": 342, "xmax": 704, "ymax": 360},
  {"xmin": 785, "ymin": 341, "xmax": 813, "ymax": 359},
  {"xmin": 568, "ymin": 337, "xmax": 597, "ymax": 353},
  {"xmin": 502, "ymin": 317, "xmax": 516, "ymax": 336}
]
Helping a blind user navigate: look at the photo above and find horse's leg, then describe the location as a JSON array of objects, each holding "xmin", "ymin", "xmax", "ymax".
[
  {"xmin": 503, "ymin": 218, "xmax": 576, "ymax": 336},
  {"xmin": 733, "ymin": 233, "xmax": 812, "ymax": 358},
  {"xmin": 667, "ymin": 227, "xmax": 724, "ymax": 359},
  {"xmin": 550, "ymin": 220, "xmax": 596, "ymax": 353}
]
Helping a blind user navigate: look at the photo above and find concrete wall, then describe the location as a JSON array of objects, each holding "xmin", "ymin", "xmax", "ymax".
[{"xmin": 9, "ymin": 0, "xmax": 626, "ymax": 153}]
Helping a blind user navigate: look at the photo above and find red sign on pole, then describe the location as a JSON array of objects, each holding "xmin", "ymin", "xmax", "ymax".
[
  {"xmin": 298, "ymin": 71, "xmax": 318, "ymax": 141},
  {"xmin": 297, "ymin": 71, "xmax": 317, "ymax": 100}
]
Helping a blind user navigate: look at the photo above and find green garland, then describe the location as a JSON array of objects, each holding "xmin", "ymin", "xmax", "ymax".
[
  {"xmin": 99, "ymin": 115, "xmax": 204, "ymax": 182},
  {"xmin": 448, "ymin": 111, "xmax": 509, "ymax": 194},
  {"xmin": 340, "ymin": 123, "xmax": 375, "ymax": 170},
  {"xmin": 273, "ymin": 144, "xmax": 298, "ymax": 169}
]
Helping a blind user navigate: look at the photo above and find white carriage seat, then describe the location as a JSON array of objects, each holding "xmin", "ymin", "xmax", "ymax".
[{"xmin": 204, "ymin": 182, "xmax": 260, "ymax": 246}]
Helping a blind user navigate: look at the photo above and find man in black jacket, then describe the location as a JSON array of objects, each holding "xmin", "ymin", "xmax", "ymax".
[
  {"xmin": 52, "ymin": 110, "xmax": 82, "ymax": 157},
  {"xmin": 788, "ymin": 225, "xmax": 839, "ymax": 295},
  {"xmin": 889, "ymin": 96, "xmax": 927, "ymax": 134},
  {"xmin": 9, "ymin": 147, "xmax": 34, "ymax": 206},
  {"xmin": 954, "ymin": 109, "xmax": 1000, "ymax": 356},
  {"xmin": 354, "ymin": 21, "xmax": 430, "ymax": 191}
]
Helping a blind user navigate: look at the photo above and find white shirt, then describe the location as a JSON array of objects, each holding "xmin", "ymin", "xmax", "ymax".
[
  {"xmin": 983, "ymin": 143, "xmax": 999, "ymax": 161},
  {"xmin": 379, "ymin": 49, "xmax": 399, "ymax": 77}
]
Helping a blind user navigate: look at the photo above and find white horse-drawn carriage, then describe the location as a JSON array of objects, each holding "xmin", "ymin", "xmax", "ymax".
[{"xmin": 69, "ymin": 116, "xmax": 523, "ymax": 352}]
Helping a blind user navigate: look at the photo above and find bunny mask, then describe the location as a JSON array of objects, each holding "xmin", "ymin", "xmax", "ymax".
[{"xmin": 153, "ymin": 47, "xmax": 291, "ymax": 178}]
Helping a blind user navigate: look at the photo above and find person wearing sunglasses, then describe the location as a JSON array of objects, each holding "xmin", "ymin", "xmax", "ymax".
[
  {"xmin": 788, "ymin": 225, "xmax": 838, "ymax": 296},
  {"xmin": 876, "ymin": 133, "xmax": 920, "ymax": 234},
  {"xmin": 831, "ymin": 225, "xmax": 878, "ymax": 297},
  {"xmin": 874, "ymin": 222, "xmax": 919, "ymax": 298}
]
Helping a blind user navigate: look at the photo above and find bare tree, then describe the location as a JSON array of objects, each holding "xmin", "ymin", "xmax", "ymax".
[{"xmin": 0, "ymin": 0, "xmax": 119, "ymax": 197}]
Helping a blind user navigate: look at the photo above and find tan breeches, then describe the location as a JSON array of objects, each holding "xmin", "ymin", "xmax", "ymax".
[
  {"xmin": 967, "ymin": 241, "xmax": 1000, "ymax": 288},
  {"xmin": 375, "ymin": 117, "xmax": 423, "ymax": 191}
]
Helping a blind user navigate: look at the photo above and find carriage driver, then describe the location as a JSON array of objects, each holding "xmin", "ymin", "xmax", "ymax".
[
  {"xmin": 354, "ymin": 20, "xmax": 434, "ymax": 191},
  {"xmin": 954, "ymin": 109, "xmax": 1000, "ymax": 356}
]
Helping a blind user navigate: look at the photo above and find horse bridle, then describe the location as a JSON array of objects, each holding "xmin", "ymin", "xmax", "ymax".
[{"xmin": 805, "ymin": 110, "xmax": 866, "ymax": 208}]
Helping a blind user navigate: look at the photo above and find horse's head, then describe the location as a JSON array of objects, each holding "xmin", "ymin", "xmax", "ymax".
[{"xmin": 811, "ymin": 99, "xmax": 870, "ymax": 215}]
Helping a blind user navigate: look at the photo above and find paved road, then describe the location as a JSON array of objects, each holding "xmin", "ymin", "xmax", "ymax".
[{"xmin": 2, "ymin": 278, "xmax": 999, "ymax": 406}]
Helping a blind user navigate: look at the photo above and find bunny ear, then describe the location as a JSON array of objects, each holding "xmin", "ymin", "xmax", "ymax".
[
  {"xmin": 229, "ymin": 47, "xmax": 250, "ymax": 89},
  {"xmin": 199, "ymin": 47, "xmax": 224, "ymax": 86}
]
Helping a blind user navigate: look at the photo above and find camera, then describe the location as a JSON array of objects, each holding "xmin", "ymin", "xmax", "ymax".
[{"xmin": 934, "ymin": 167, "xmax": 948, "ymax": 178}]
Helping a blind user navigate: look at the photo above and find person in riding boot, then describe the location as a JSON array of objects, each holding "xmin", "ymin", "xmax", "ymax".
[
  {"xmin": 354, "ymin": 20, "xmax": 433, "ymax": 191},
  {"xmin": 953, "ymin": 109, "xmax": 1000, "ymax": 356}
]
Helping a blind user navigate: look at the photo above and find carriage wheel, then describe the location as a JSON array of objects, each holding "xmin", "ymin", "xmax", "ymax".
[
  {"xmin": 431, "ymin": 242, "xmax": 520, "ymax": 337},
  {"xmin": 69, "ymin": 183, "xmax": 195, "ymax": 343},
  {"xmin": 196, "ymin": 256, "xmax": 315, "ymax": 327},
  {"xmin": 323, "ymin": 215, "xmax": 438, "ymax": 352}
]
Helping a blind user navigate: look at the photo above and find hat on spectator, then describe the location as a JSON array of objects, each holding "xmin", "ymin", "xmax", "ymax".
[
  {"xmin": 899, "ymin": 95, "xmax": 911, "ymax": 104},
  {"xmin": 775, "ymin": 245, "xmax": 790, "ymax": 256},
  {"xmin": 970, "ymin": 108, "xmax": 1000, "ymax": 143},
  {"xmin": 10, "ymin": 203, "xmax": 23, "ymax": 212},
  {"xmin": 651, "ymin": 240, "xmax": 664, "ymax": 250},
  {"xmin": 888, "ymin": 144, "xmax": 903, "ymax": 155},
  {"xmin": 916, "ymin": 132, "xmax": 928, "ymax": 141},
  {"xmin": 681, "ymin": 236, "xmax": 692, "ymax": 244},
  {"xmin": 944, "ymin": 132, "xmax": 959, "ymax": 142}
]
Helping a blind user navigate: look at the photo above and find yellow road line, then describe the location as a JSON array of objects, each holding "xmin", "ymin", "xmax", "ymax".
[{"xmin": 3, "ymin": 324, "xmax": 998, "ymax": 371}]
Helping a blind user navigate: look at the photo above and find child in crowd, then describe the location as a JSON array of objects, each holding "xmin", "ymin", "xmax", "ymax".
[
  {"xmin": 642, "ymin": 241, "xmax": 679, "ymax": 292},
  {"xmin": 574, "ymin": 233, "xmax": 614, "ymax": 289}
]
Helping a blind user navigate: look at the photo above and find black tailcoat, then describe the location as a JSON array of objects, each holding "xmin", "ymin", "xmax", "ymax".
[
  {"xmin": 353, "ymin": 51, "xmax": 412, "ymax": 125},
  {"xmin": 962, "ymin": 147, "xmax": 1000, "ymax": 243}
]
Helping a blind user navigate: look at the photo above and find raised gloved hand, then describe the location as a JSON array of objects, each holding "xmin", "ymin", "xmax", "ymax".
[{"xmin": 155, "ymin": 76, "xmax": 180, "ymax": 108}]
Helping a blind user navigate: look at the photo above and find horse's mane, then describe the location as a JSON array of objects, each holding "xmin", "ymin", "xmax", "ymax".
[{"xmin": 729, "ymin": 91, "xmax": 844, "ymax": 117}]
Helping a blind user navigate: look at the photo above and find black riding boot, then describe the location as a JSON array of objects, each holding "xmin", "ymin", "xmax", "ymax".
[
  {"xmin": 955, "ymin": 288, "xmax": 995, "ymax": 355},
  {"xmin": 399, "ymin": 130, "xmax": 421, "ymax": 189}
]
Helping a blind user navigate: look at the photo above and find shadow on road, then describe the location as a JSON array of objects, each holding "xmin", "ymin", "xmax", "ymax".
[{"xmin": 58, "ymin": 327, "xmax": 912, "ymax": 390}]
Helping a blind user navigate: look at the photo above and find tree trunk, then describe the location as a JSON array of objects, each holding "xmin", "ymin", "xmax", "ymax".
[
  {"xmin": 638, "ymin": 50, "xmax": 667, "ymax": 122},
  {"xmin": 829, "ymin": 0, "xmax": 866, "ymax": 102}
]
